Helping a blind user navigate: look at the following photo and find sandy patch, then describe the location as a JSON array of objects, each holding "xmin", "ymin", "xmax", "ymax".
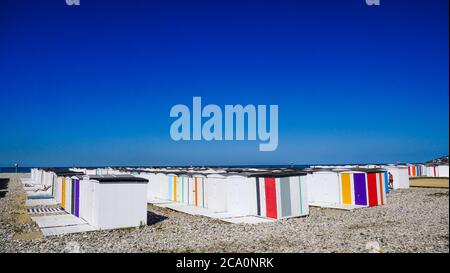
[{"xmin": 410, "ymin": 178, "xmax": 449, "ymax": 188}]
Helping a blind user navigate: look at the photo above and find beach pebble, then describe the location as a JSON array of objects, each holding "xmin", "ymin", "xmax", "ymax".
[{"xmin": 0, "ymin": 173, "xmax": 448, "ymax": 253}]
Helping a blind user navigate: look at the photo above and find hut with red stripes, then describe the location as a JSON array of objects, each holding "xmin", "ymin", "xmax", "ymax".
[
  {"xmin": 138, "ymin": 169, "xmax": 309, "ymax": 220},
  {"xmin": 250, "ymin": 171, "xmax": 309, "ymax": 219},
  {"xmin": 408, "ymin": 164, "xmax": 426, "ymax": 177},
  {"xmin": 338, "ymin": 168, "xmax": 387, "ymax": 207},
  {"xmin": 207, "ymin": 170, "xmax": 309, "ymax": 220},
  {"xmin": 426, "ymin": 164, "xmax": 449, "ymax": 178}
]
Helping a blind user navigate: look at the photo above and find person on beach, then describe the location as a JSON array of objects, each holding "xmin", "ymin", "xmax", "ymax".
[{"xmin": 388, "ymin": 172, "xmax": 394, "ymax": 189}]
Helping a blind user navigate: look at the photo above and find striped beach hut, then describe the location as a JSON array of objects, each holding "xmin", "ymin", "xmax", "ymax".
[
  {"xmin": 188, "ymin": 174, "xmax": 207, "ymax": 208},
  {"xmin": 338, "ymin": 168, "xmax": 387, "ymax": 207},
  {"xmin": 339, "ymin": 171, "xmax": 369, "ymax": 206},
  {"xmin": 202, "ymin": 171, "xmax": 309, "ymax": 220},
  {"xmin": 167, "ymin": 172, "xmax": 191, "ymax": 204},
  {"xmin": 408, "ymin": 164, "xmax": 426, "ymax": 177},
  {"xmin": 250, "ymin": 171, "xmax": 309, "ymax": 220},
  {"xmin": 44, "ymin": 170, "xmax": 84, "ymax": 207},
  {"xmin": 426, "ymin": 164, "xmax": 449, "ymax": 178}
]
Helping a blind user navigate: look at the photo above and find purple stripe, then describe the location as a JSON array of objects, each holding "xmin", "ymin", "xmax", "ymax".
[
  {"xmin": 75, "ymin": 179, "xmax": 80, "ymax": 217},
  {"xmin": 353, "ymin": 173, "xmax": 367, "ymax": 206}
]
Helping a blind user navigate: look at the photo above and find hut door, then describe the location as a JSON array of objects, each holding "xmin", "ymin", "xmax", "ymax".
[
  {"xmin": 264, "ymin": 178, "xmax": 278, "ymax": 219},
  {"xmin": 191, "ymin": 177, "xmax": 205, "ymax": 208},
  {"xmin": 367, "ymin": 173, "xmax": 378, "ymax": 206},
  {"xmin": 353, "ymin": 173, "xmax": 367, "ymax": 206}
]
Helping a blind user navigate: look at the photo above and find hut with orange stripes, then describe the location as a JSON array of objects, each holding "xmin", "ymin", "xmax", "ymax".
[
  {"xmin": 304, "ymin": 168, "xmax": 387, "ymax": 207},
  {"xmin": 408, "ymin": 164, "xmax": 426, "ymax": 177}
]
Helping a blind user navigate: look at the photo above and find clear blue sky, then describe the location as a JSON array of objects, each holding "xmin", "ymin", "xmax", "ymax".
[{"xmin": 0, "ymin": 0, "xmax": 448, "ymax": 167}]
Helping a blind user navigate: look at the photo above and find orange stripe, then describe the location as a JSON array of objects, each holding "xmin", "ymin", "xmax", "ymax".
[
  {"xmin": 378, "ymin": 173, "xmax": 384, "ymax": 205},
  {"xmin": 61, "ymin": 177, "xmax": 66, "ymax": 209}
]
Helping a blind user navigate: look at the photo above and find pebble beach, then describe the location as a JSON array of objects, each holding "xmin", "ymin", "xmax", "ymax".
[{"xmin": 0, "ymin": 173, "xmax": 448, "ymax": 253}]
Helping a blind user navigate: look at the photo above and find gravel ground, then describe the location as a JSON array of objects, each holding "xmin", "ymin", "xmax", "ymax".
[{"xmin": 0, "ymin": 173, "xmax": 448, "ymax": 253}]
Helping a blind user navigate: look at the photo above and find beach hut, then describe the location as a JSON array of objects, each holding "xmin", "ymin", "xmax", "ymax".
[
  {"xmin": 338, "ymin": 171, "xmax": 369, "ymax": 206},
  {"xmin": 426, "ymin": 164, "xmax": 449, "ymax": 178},
  {"xmin": 70, "ymin": 176, "xmax": 81, "ymax": 217},
  {"xmin": 62, "ymin": 176, "xmax": 82, "ymax": 215},
  {"xmin": 305, "ymin": 169, "xmax": 340, "ymax": 205},
  {"xmin": 250, "ymin": 171, "xmax": 309, "ymax": 219},
  {"xmin": 221, "ymin": 174, "xmax": 255, "ymax": 216},
  {"xmin": 408, "ymin": 164, "xmax": 426, "ymax": 177},
  {"xmin": 437, "ymin": 164, "xmax": 449, "ymax": 177},
  {"xmin": 426, "ymin": 165, "xmax": 438, "ymax": 177},
  {"xmin": 338, "ymin": 169, "xmax": 387, "ymax": 207},
  {"xmin": 365, "ymin": 169, "xmax": 387, "ymax": 206},
  {"xmin": 43, "ymin": 170, "xmax": 84, "ymax": 206},
  {"xmin": 166, "ymin": 172, "xmax": 191, "ymax": 204},
  {"xmin": 79, "ymin": 177, "xmax": 94, "ymax": 223},
  {"xmin": 204, "ymin": 173, "xmax": 229, "ymax": 213},
  {"xmin": 78, "ymin": 175, "xmax": 148, "ymax": 230},
  {"xmin": 201, "ymin": 171, "xmax": 309, "ymax": 219},
  {"xmin": 383, "ymin": 165, "xmax": 409, "ymax": 189},
  {"xmin": 188, "ymin": 174, "xmax": 207, "ymax": 208}
]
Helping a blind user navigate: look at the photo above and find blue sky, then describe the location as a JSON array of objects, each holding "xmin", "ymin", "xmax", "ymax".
[{"xmin": 0, "ymin": 0, "xmax": 448, "ymax": 167}]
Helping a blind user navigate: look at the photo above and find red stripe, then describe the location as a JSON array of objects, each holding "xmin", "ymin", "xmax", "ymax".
[
  {"xmin": 408, "ymin": 166, "xmax": 410, "ymax": 176},
  {"xmin": 264, "ymin": 178, "xmax": 277, "ymax": 219},
  {"xmin": 367, "ymin": 173, "xmax": 378, "ymax": 207},
  {"xmin": 434, "ymin": 167, "xmax": 436, "ymax": 177}
]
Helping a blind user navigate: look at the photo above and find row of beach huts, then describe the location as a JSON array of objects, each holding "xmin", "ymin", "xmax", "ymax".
[{"xmin": 21, "ymin": 163, "xmax": 449, "ymax": 231}]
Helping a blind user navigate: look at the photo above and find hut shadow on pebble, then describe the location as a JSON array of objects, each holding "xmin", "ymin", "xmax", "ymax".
[
  {"xmin": 146, "ymin": 211, "xmax": 168, "ymax": 226},
  {"xmin": 0, "ymin": 178, "xmax": 8, "ymax": 199},
  {"xmin": 0, "ymin": 178, "xmax": 9, "ymax": 190}
]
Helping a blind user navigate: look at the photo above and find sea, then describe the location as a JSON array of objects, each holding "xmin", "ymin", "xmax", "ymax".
[{"xmin": 0, "ymin": 165, "xmax": 311, "ymax": 173}]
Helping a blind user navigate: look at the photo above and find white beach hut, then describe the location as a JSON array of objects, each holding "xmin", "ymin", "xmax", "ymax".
[
  {"xmin": 426, "ymin": 164, "xmax": 449, "ymax": 178},
  {"xmin": 305, "ymin": 169, "xmax": 340, "ymax": 205},
  {"xmin": 204, "ymin": 173, "xmax": 229, "ymax": 213},
  {"xmin": 437, "ymin": 164, "xmax": 449, "ymax": 177},
  {"xmin": 78, "ymin": 175, "xmax": 148, "ymax": 230},
  {"xmin": 383, "ymin": 165, "xmax": 409, "ymax": 189}
]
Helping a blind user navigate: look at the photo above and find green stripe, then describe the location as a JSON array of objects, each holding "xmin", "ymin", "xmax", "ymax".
[
  {"xmin": 182, "ymin": 177, "xmax": 184, "ymax": 203},
  {"xmin": 298, "ymin": 176, "xmax": 303, "ymax": 214}
]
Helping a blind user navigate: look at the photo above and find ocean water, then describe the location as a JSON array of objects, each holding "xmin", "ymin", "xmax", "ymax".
[
  {"xmin": 0, "ymin": 167, "xmax": 32, "ymax": 173},
  {"xmin": 0, "ymin": 167, "xmax": 70, "ymax": 173},
  {"xmin": 0, "ymin": 165, "xmax": 311, "ymax": 173}
]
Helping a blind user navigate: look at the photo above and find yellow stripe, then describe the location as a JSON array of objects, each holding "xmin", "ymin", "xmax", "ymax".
[
  {"xmin": 341, "ymin": 173, "xmax": 352, "ymax": 205},
  {"xmin": 62, "ymin": 177, "xmax": 66, "ymax": 209},
  {"xmin": 173, "ymin": 176, "xmax": 177, "ymax": 202}
]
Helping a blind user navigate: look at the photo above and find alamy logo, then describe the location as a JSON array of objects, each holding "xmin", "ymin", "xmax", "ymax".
[
  {"xmin": 170, "ymin": 97, "xmax": 279, "ymax": 152},
  {"xmin": 66, "ymin": 0, "xmax": 80, "ymax": 5}
]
